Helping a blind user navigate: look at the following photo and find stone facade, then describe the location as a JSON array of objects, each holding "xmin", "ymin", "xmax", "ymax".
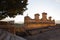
[
  {"xmin": 24, "ymin": 12, "xmax": 55, "ymax": 30},
  {"xmin": 0, "ymin": 21, "xmax": 16, "ymax": 34}
]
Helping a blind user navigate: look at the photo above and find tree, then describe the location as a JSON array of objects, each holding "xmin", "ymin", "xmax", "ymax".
[{"xmin": 0, "ymin": 0, "xmax": 28, "ymax": 20}]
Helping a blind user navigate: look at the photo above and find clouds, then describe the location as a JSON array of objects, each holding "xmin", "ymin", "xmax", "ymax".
[{"xmin": 55, "ymin": 0, "xmax": 60, "ymax": 3}]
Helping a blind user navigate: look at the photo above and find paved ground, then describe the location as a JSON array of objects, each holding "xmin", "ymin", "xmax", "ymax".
[
  {"xmin": 26, "ymin": 28, "xmax": 60, "ymax": 40},
  {"xmin": 1, "ymin": 27, "xmax": 60, "ymax": 40},
  {"xmin": 0, "ymin": 29, "xmax": 26, "ymax": 40}
]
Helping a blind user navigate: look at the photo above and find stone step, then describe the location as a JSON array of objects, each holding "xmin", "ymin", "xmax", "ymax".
[{"xmin": 0, "ymin": 29, "xmax": 26, "ymax": 40}]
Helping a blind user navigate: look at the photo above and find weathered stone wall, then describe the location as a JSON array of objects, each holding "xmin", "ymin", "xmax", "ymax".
[
  {"xmin": 25, "ymin": 23, "xmax": 55, "ymax": 30},
  {"xmin": 24, "ymin": 12, "xmax": 55, "ymax": 30}
]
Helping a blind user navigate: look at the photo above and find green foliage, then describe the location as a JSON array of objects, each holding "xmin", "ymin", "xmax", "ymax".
[{"xmin": 0, "ymin": 0, "xmax": 28, "ymax": 19}]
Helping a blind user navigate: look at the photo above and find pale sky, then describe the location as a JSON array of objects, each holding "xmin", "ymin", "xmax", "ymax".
[{"xmin": 2, "ymin": 0, "xmax": 60, "ymax": 24}]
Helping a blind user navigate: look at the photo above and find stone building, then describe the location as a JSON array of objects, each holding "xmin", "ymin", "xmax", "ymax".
[
  {"xmin": 0, "ymin": 21, "xmax": 16, "ymax": 34},
  {"xmin": 24, "ymin": 12, "xmax": 55, "ymax": 30}
]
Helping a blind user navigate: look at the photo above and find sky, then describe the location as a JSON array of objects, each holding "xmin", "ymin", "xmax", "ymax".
[{"xmin": 2, "ymin": 0, "xmax": 60, "ymax": 24}]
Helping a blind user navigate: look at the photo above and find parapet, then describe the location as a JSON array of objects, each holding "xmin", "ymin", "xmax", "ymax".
[
  {"xmin": 42, "ymin": 12, "xmax": 47, "ymax": 15},
  {"xmin": 35, "ymin": 13, "xmax": 40, "ymax": 16}
]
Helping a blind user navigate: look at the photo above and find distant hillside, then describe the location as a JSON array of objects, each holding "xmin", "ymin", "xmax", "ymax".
[
  {"xmin": 56, "ymin": 24, "xmax": 60, "ymax": 27},
  {"xmin": 14, "ymin": 23, "xmax": 24, "ymax": 27}
]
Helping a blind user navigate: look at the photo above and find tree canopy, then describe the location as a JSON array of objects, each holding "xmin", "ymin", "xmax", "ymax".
[{"xmin": 0, "ymin": 0, "xmax": 28, "ymax": 20}]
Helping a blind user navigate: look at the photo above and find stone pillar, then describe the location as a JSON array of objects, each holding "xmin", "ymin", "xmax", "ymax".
[
  {"xmin": 35, "ymin": 13, "xmax": 40, "ymax": 20},
  {"xmin": 49, "ymin": 16, "xmax": 52, "ymax": 21},
  {"xmin": 42, "ymin": 12, "xmax": 47, "ymax": 21}
]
